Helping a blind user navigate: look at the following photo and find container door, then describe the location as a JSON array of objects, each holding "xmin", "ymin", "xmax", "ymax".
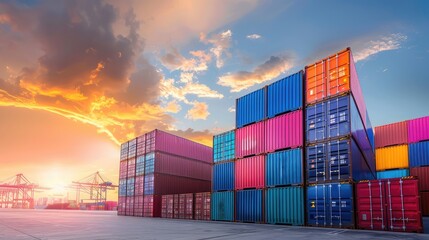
[
  {"xmin": 356, "ymin": 181, "xmax": 386, "ymax": 230},
  {"xmin": 327, "ymin": 96, "xmax": 350, "ymax": 138},
  {"xmin": 328, "ymin": 139, "xmax": 351, "ymax": 181},
  {"xmin": 306, "ymin": 144, "xmax": 326, "ymax": 183}
]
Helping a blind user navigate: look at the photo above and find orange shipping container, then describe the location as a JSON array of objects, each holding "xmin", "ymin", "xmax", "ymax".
[{"xmin": 375, "ymin": 145, "xmax": 409, "ymax": 171}]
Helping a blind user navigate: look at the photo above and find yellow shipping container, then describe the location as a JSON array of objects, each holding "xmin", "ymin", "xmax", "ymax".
[{"xmin": 375, "ymin": 144, "xmax": 409, "ymax": 171}]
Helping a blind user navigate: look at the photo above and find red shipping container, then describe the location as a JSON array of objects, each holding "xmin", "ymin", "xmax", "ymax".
[
  {"xmin": 173, "ymin": 194, "xmax": 180, "ymax": 219},
  {"xmin": 143, "ymin": 195, "xmax": 162, "ymax": 217},
  {"xmin": 119, "ymin": 160, "xmax": 128, "ymax": 179},
  {"xmin": 136, "ymin": 135, "xmax": 146, "ymax": 156},
  {"xmin": 149, "ymin": 173, "xmax": 211, "ymax": 195},
  {"xmin": 154, "ymin": 152, "xmax": 211, "ymax": 181},
  {"xmin": 421, "ymin": 192, "xmax": 429, "ymax": 216},
  {"xmin": 178, "ymin": 193, "xmax": 194, "ymax": 219},
  {"xmin": 235, "ymin": 121, "xmax": 265, "ymax": 158},
  {"xmin": 127, "ymin": 158, "xmax": 136, "ymax": 178},
  {"xmin": 161, "ymin": 195, "xmax": 174, "ymax": 218},
  {"xmin": 375, "ymin": 121, "xmax": 408, "ymax": 148},
  {"xmin": 117, "ymin": 196, "xmax": 126, "ymax": 215},
  {"xmin": 134, "ymin": 175, "xmax": 144, "ymax": 196},
  {"xmin": 410, "ymin": 167, "xmax": 429, "ymax": 191},
  {"xmin": 265, "ymin": 110, "xmax": 303, "ymax": 152},
  {"xmin": 134, "ymin": 195, "xmax": 144, "ymax": 217},
  {"xmin": 125, "ymin": 196, "xmax": 134, "ymax": 216},
  {"xmin": 356, "ymin": 178, "xmax": 423, "ymax": 233},
  {"xmin": 194, "ymin": 192, "xmax": 211, "ymax": 220},
  {"xmin": 235, "ymin": 155, "xmax": 265, "ymax": 190}
]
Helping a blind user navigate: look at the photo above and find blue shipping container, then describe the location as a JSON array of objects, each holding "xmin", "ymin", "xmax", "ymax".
[
  {"xmin": 211, "ymin": 191, "xmax": 234, "ymax": 221},
  {"xmin": 267, "ymin": 71, "xmax": 303, "ymax": 118},
  {"xmin": 306, "ymin": 138, "xmax": 375, "ymax": 183},
  {"xmin": 145, "ymin": 152, "xmax": 155, "ymax": 174},
  {"xmin": 119, "ymin": 179, "xmax": 127, "ymax": 196},
  {"xmin": 236, "ymin": 88, "xmax": 266, "ymax": 128},
  {"xmin": 306, "ymin": 102, "xmax": 327, "ymax": 143},
  {"xmin": 213, "ymin": 162, "xmax": 234, "ymax": 191},
  {"xmin": 213, "ymin": 130, "xmax": 235, "ymax": 163},
  {"xmin": 307, "ymin": 183, "xmax": 354, "ymax": 228},
  {"xmin": 266, "ymin": 148, "xmax": 303, "ymax": 187},
  {"xmin": 126, "ymin": 177, "xmax": 135, "ymax": 196},
  {"xmin": 136, "ymin": 155, "xmax": 145, "ymax": 176},
  {"xmin": 376, "ymin": 169, "xmax": 409, "ymax": 179},
  {"xmin": 365, "ymin": 111, "xmax": 375, "ymax": 151},
  {"xmin": 236, "ymin": 189, "xmax": 263, "ymax": 223},
  {"xmin": 265, "ymin": 187, "xmax": 304, "ymax": 225},
  {"xmin": 144, "ymin": 174, "xmax": 154, "ymax": 195},
  {"xmin": 409, "ymin": 141, "xmax": 429, "ymax": 167}
]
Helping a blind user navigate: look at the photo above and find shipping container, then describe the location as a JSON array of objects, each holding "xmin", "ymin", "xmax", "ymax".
[
  {"xmin": 366, "ymin": 112, "xmax": 375, "ymax": 151},
  {"xmin": 195, "ymin": 192, "xmax": 211, "ymax": 220},
  {"xmin": 119, "ymin": 179, "xmax": 127, "ymax": 197},
  {"xmin": 236, "ymin": 88, "xmax": 266, "ymax": 128},
  {"xmin": 235, "ymin": 121, "xmax": 265, "ymax": 158},
  {"xmin": 161, "ymin": 195, "xmax": 174, "ymax": 218},
  {"xmin": 136, "ymin": 135, "xmax": 146, "ymax": 156},
  {"xmin": 374, "ymin": 121, "xmax": 408, "ymax": 149},
  {"xmin": 119, "ymin": 160, "xmax": 128, "ymax": 179},
  {"xmin": 307, "ymin": 183, "xmax": 354, "ymax": 228},
  {"xmin": 421, "ymin": 192, "xmax": 429, "ymax": 216},
  {"xmin": 125, "ymin": 196, "xmax": 134, "ymax": 216},
  {"xmin": 235, "ymin": 155, "xmax": 265, "ymax": 190},
  {"xmin": 120, "ymin": 142, "xmax": 129, "ymax": 161},
  {"xmin": 178, "ymin": 193, "xmax": 194, "ymax": 219},
  {"xmin": 267, "ymin": 71, "xmax": 303, "ymax": 118},
  {"xmin": 375, "ymin": 145, "xmax": 409, "ymax": 171},
  {"xmin": 211, "ymin": 191, "xmax": 234, "ymax": 221},
  {"xmin": 408, "ymin": 116, "xmax": 429, "ymax": 143},
  {"xmin": 306, "ymin": 101, "xmax": 327, "ymax": 143},
  {"xmin": 265, "ymin": 187, "xmax": 304, "ymax": 225},
  {"xmin": 376, "ymin": 169, "xmax": 409, "ymax": 179},
  {"xmin": 134, "ymin": 195, "xmax": 144, "ymax": 217},
  {"xmin": 127, "ymin": 158, "xmax": 136, "ymax": 177},
  {"xmin": 128, "ymin": 138, "xmax": 137, "ymax": 159},
  {"xmin": 409, "ymin": 141, "xmax": 429, "ymax": 167},
  {"xmin": 118, "ymin": 196, "xmax": 126, "ymax": 215},
  {"xmin": 173, "ymin": 194, "xmax": 179, "ymax": 219},
  {"xmin": 213, "ymin": 162, "xmax": 234, "ymax": 191},
  {"xmin": 126, "ymin": 177, "xmax": 135, "ymax": 196},
  {"xmin": 134, "ymin": 175, "xmax": 144, "ymax": 196},
  {"xmin": 136, "ymin": 155, "xmax": 144, "ymax": 176},
  {"xmin": 266, "ymin": 149, "xmax": 303, "ymax": 187},
  {"xmin": 236, "ymin": 189, "xmax": 263, "ymax": 223},
  {"xmin": 143, "ymin": 173, "xmax": 211, "ymax": 195},
  {"xmin": 410, "ymin": 167, "xmax": 429, "ymax": 191},
  {"xmin": 143, "ymin": 195, "xmax": 162, "ymax": 217},
  {"xmin": 305, "ymin": 48, "xmax": 367, "ymax": 127},
  {"xmin": 306, "ymin": 138, "xmax": 374, "ymax": 183},
  {"xmin": 213, "ymin": 130, "xmax": 235, "ymax": 163},
  {"xmin": 356, "ymin": 178, "xmax": 423, "ymax": 233},
  {"xmin": 265, "ymin": 110, "xmax": 303, "ymax": 152}
]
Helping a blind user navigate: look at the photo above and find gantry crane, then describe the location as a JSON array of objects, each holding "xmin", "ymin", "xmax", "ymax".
[{"xmin": 0, "ymin": 174, "xmax": 49, "ymax": 209}]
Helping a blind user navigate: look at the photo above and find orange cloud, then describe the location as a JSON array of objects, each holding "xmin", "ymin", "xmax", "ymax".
[{"xmin": 186, "ymin": 101, "xmax": 210, "ymax": 120}]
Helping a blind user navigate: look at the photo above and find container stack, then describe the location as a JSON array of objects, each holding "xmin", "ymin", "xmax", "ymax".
[
  {"xmin": 304, "ymin": 48, "xmax": 376, "ymax": 228},
  {"xmin": 118, "ymin": 129, "xmax": 212, "ymax": 217}
]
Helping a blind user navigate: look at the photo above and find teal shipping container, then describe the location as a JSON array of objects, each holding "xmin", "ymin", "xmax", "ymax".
[
  {"xmin": 376, "ymin": 169, "xmax": 409, "ymax": 179},
  {"xmin": 265, "ymin": 187, "xmax": 304, "ymax": 225},
  {"xmin": 266, "ymin": 148, "xmax": 303, "ymax": 187},
  {"xmin": 236, "ymin": 189, "xmax": 263, "ymax": 223},
  {"xmin": 213, "ymin": 130, "xmax": 235, "ymax": 163},
  {"xmin": 211, "ymin": 191, "xmax": 234, "ymax": 221}
]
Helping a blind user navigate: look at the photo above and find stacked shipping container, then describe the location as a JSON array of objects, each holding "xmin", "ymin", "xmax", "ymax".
[
  {"xmin": 305, "ymin": 48, "xmax": 376, "ymax": 228},
  {"xmin": 118, "ymin": 129, "xmax": 212, "ymax": 217}
]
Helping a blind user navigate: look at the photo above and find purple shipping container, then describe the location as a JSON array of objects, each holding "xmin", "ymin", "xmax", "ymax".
[
  {"xmin": 153, "ymin": 152, "xmax": 211, "ymax": 181},
  {"xmin": 375, "ymin": 121, "xmax": 408, "ymax": 148},
  {"xmin": 265, "ymin": 110, "xmax": 303, "ymax": 152},
  {"xmin": 235, "ymin": 121, "xmax": 265, "ymax": 158},
  {"xmin": 408, "ymin": 116, "xmax": 429, "ymax": 143}
]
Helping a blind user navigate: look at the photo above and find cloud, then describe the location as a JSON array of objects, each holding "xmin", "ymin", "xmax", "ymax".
[
  {"xmin": 186, "ymin": 101, "xmax": 210, "ymax": 120},
  {"xmin": 228, "ymin": 106, "xmax": 236, "ymax": 112},
  {"xmin": 163, "ymin": 100, "xmax": 182, "ymax": 113},
  {"xmin": 200, "ymin": 30, "xmax": 232, "ymax": 68},
  {"xmin": 247, "ymin": 34, "xmax": 261, "ymax": 39},
  {"xmin": 353, "ymin": 33, "xmax": 407, "ymax": 62},
  {"xmin": 218, "ymin": 55, "xmax": 294, "ymax": 92},
  {"xmin": 160, "ymin": 48, "xmax": 211, "ymax": 72},
  {"xmin": 160, "ymin": 78, "xmax": 223, "ymax": 104}
]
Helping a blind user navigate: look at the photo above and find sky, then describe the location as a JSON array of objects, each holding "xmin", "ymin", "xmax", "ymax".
[{"xmin": 0, "ymin": 0, "xmax": 429, "ymax": 200}]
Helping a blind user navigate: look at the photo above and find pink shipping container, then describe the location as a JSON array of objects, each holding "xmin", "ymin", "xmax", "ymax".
[
  {"xmin": 136, "ymin": 135, "xmax": 146, "ymax": 156},
  {"xmin": 410, "ymin": 166, "xmax": 429, "ymax": 191},
  {"xmin": 125, "ymin": 196, "xmax": 134, "ymax": 216},
  {"xmin": 144, "ymin": 130, "xmax": 212, "ymax": 163},
  {"xmin": 128, "ymin": 138, "xmax": 137, "ymax": 159},
  {"xmin": 153, "ymin": 152, "xmax": 211, "ymax": 181},
  {"xmin": 235, "ymin": 155, "xmax": 265, "ymax": 190},
  {"xmin": 143, "ymin": 195, "xmax": 162, "ymax": 217},
  {"xmin": 118, "ymin": 196, "xmax": 126, "ymax": 215},
  {"xmin": 235, "ymin": 121, "xmax": 265, "ymax": 158},
  {"xmin": 265, "ymin": 110, "xmax": 303, "ymax": 152},
  {"xmin": 148, "ymin": 173, "xmax": 211, "ymax": 195},
  {"xmin": 127, "ymin": 158, "xmax": 136, "ymax": 177},
  {"xmin": 119, "ymin": 160, "xmax": 128, "ymax": 179},
  {"xmin": 134, "ymin": 175, "xmax": 144, "ymax": 196},
  {"xmin": 178, "ymin": 193, "xmax": 194, "ymax": 219},
  {"xmin": 375, "ymin": 121, "xmax": 408, "ymax": 148},
  {"xmin": 134, "ymin": 195, "xmax": 144, "ymax": 216},
  {"xmin": 194, "ymin": 192, "xmax": 211, "ymax": 220},
  {"xmin": 408, "ymin": 116, "xmax": 429, "ymax": 143},
  {"xmin": 161, "ymin": 195, "xmax": 174, "ymax": 218}
]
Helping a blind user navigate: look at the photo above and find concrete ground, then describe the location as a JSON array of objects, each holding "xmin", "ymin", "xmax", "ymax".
[{"xmin": 0, "ymin": 209, "xmax": 428, "ymax": 240}]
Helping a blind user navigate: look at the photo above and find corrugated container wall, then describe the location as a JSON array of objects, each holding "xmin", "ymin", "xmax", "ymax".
[
  {"xmin": 213, "ymin": 162, "xmax": 234, "ymax": 191},
  {"xmin": 194, "ymin": 192, "xmax": 211, "ymax": 220},
  {"xmin": 410, "ymin": 167, "xmax": 429, "ymax": 191},
  {"xmin": 236, "ymin": 88, "xmax": 266, "ymax": 128},
  {"xmin": 120, "ymin": 142, "xmax": 128, "ymax": 161},
  {"xmin": 266, "ymin": 149, "xmax": 303, "ymax": 187},
  {"xmin": 265, "ymin": 110, "xmax": 303, "ymax": 152},
  {"xmin": 267, "ymin": 71, "xmax": 303, "ymax": 118},
  {"xmin": 213, "ymin": 130, "xmax": 235, "ymax": 163},
  {"xmin": 408, "ymin": 141, "xmax": 429, "ymax": 167},
  {"xmin": 265, "ymin": 187, "xmax": 304, "ymax": 225},
  {"xmin": 421, "ymin": 192, "xmax": 429, "ymax": 216},
  {"xmin": 128, "ymin": 138, "xmax": 137, "ymax": 159},
  {"xmin": 408, "ymin": 116, "xmax": 429, "ymax": 143},
  {"xmin": 143, "ymin": 195, "xmax": 162, "ymax": 217},
  {"xmin": 366, "ymin": 112, "xmax": 375, "ymax": 151},
  {"xmin": 144, "ymin": 173, "xmax": 211, "ymax": 195},
  {"xmin": 211, "ymin": 191, "xmax": 234, "ymax": 221},
  {"xmin": 307, "ymin": 183, "xmax": 355, "ymax": 228},
  {"xmin": 376, "ymin": 169, "xmax": 409, "ymax": 179},
  {"xmin": 375, "ymin": 145, "xmax": 409, "ymax": 171},
  {"xmin": 235, "ymin": 155, "xmax": 265, "ymax": 190},
  {"xmin": 374, "ymin": 121, "xmax": 408, "ymax": 148},
  {"xmin": 235, "ymin": 121, "xmax": 265, "ymax": 158},
  {"xmin": 161, "ymin": 195, "xmax": 174, "ymax": 218},
  {"xmin": 236, "ymin": 189, "xmax": 263, "ymax": 223}
]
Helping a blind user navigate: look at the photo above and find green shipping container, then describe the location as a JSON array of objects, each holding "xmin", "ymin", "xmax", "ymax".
[
  {"xmin": 211, "ymin": 191, "xmax": 234, "ymax": 221},
  {"xmin": 265, "ymin": 187, "xmax": 304, "ymax": 225}
]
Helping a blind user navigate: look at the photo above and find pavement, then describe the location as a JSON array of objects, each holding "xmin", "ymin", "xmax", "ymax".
[{"xmin": 0, "ymin": 209, "xmax": 428, "ymax": 240}]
